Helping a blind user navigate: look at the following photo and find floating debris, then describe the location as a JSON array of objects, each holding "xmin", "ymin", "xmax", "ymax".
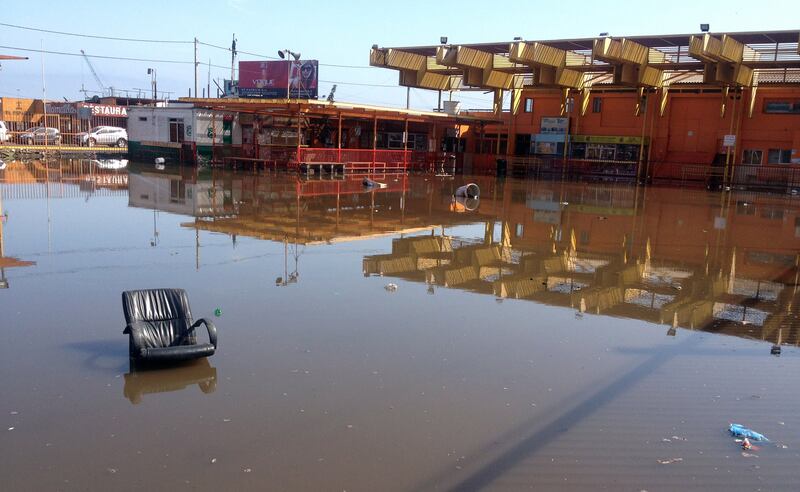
[
  {"xmin": 363, "ymin": 178, "xmax": 387, "ymax": 189},
  {"xmin": 729, "ymin": 423, "xmax": 769, "ymax": 441},
  {"xmin": 657, "ymin": 458, "xmax": 683, "ymax": 465},
  {"xmin": 384, "ymin": 283, "xmax": 398, "ymax": 292},
  {"xmin": 454, "ymin": 183, "xmax": 480, "ymax": 198}
]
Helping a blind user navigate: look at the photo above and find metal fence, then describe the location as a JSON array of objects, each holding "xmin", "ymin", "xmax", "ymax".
[
  {"xmin": 1, "ymin": 113, "xmax": 128, "ymax": 147},
  {"xmin": 652, "ymin": 162, "xmax": 800, "ymax": 191}
]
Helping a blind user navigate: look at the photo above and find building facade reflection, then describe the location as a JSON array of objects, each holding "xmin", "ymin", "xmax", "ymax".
[{"xmin": 126, "ymin": 166, "xmax": 800, "ymax": 349}]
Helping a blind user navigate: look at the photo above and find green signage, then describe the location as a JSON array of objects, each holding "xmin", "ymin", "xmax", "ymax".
[{"xmin": 571, "ymin": 135, "xmax": 647, "ymax": 145}]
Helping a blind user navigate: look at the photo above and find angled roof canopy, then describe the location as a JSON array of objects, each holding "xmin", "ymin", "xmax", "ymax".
[{"xmin": 371, "ymin": 29, "xmax": 800, "ymax": 92}]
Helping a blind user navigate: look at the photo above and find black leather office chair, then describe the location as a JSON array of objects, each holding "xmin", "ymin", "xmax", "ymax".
[{"xmin": 122, "ymin": 288, "xmax": 217, "ymax": 362}]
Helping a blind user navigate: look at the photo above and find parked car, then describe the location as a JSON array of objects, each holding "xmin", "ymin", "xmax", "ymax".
[
  {"xmin": 0, "ymin": 121, "xmax": 9, "ymax": 143},
  {"xmin": 91, "ymin": 159, "xmax": 129, "ymax": 170},
  {"xmin": 20, "ymin": 127, "xmax": 61, "ymax": 145},
  {"xmin": 78, "ymin": 126, "xmax": 128, "ymax": 147}
]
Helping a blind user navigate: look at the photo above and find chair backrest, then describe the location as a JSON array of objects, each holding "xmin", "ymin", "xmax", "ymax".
[{"xmin": 122, "ymin": 289, "xmax": 194, "ymax": 348}]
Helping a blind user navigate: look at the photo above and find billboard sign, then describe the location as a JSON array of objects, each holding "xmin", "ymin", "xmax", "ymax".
[
  {"xmin": 239, "ymin": 60, "xmax": 318, "ymax": 99},
  {"xmin": 45, "ymin": 103, "xmax": 78, "ymax": 115},
  {"xmin": 540, "ymin": 117, "xmax": 569, "ymax": 134},
  {"xmin": 78, "ymin": 103, "xmax": 128, "ymax": 118}
]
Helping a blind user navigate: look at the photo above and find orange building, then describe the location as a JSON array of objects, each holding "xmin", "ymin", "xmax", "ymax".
[{"xmin": 371, "ymin": 30, "xmax": 800, "ymax": 187}]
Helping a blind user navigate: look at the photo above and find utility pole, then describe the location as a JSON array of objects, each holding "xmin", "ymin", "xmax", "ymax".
[
  {"xmin": 230, "ymin": 34, "xmax": 237, "ymax": 83},
  {"xmin": 406, "ymin": 87, "xmax": 410, "ymax": 109},
  {"xmin": 193, "ymin": 37, "xmax": 198, "ymax": 98},
  {"xmin": 207, "ymin": 58, "xmax": 211, "ymax": 99},
  {"xmin": 41, "ymin": 39, "xmax": 48, "ymax": 152}
]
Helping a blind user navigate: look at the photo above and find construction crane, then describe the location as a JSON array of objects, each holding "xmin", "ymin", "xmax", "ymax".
[{"xmin": 80, "ymin": 49, "xmax": 113, "ymax": 98}]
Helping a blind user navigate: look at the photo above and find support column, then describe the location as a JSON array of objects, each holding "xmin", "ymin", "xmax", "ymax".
[
  {"xmin": 372, "ymin": 113, "xmax": 378, "ymax": 166},
  {"xmin": 507, "ymin": 89, "xmax": 516, "ymax": 158},
  {"xmin": 722, "ymin": 88, "xmax": 738, "ymax": 187},
  {"xmin": 636, "ymin": 90, "xmax": 648, "ymax": 183},
  {"xmin": 404, "ymin": 117, "xmax": 409, "ymax": 170},
  {"xmin": 211, "ymin": 112, "xmax": 216, "ymax": 165},
  {"xmin": 254, "ymin": 116, "xmax": 260, "ymax": 159},
  {"xmin": 337, "ymin": 111, "xmax": 342, "ymax": 162},
  {"xmin": 296, "ymin": 105, "xmax": 302, "ymax": 161},
  {"xmin": 432, "ymin": 121, "xmax": 438, "ymax": 173}
]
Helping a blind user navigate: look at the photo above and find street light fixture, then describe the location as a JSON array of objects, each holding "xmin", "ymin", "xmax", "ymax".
[{"xmin": 278, "ymin": 49, "xmax": 301, "ymax": 99}]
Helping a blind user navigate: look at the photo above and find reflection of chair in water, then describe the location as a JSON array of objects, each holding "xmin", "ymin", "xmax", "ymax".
[
  {"xmin": 122, "ymin": 288, "xmax": 217, "ymax": 363},
  {"xmin": 124, "ymin": 359, "xmax": 217, "ymax": 404}
]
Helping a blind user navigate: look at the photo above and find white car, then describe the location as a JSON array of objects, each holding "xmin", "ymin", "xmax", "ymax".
[
  {"xmin": 79, "ymin": 126, "xmax": 128, "ymax": 147},
  {"xmin": 0, "ymin": 121, "xmax": 8, "ymax": 143},
  {"xmin": 91, "ymin": 159, "xmax": 129, "ymax": 170}
]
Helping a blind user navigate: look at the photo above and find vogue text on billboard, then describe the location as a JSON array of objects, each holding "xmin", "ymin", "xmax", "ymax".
[{"xmin": 238, "ymin": 60, "xmax": 318, "ymax": 99}]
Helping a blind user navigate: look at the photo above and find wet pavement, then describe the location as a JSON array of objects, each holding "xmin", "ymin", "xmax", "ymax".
[{"xmin": 1, "ymin": 159, "xmax": 799, "ymax": 491}]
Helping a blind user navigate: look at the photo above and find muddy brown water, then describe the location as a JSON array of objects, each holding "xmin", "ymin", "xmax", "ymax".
[{"xmin": 1, "ymin": 160, "xmax": 799, "ymax": 491}]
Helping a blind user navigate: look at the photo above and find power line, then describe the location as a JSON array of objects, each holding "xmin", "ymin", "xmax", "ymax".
[
  {"xmin": 197, "ymin": 40, "xmax": 375, "ymax": 69},
  {"xmin": 0, "ymin": 44, "xmax": 228, "ymax": 68},
  {"xmin": 2, "ymin": 21, "xmax": 382, "ymax": 70},
  {"xmin": 319, "ymin": 79, "xmax": 398, "ymax": 88},
  {"xmin": 2, "ymin": 43, "xmax": 405, "ymax": 92},
  {"xmin": 0, "ymin": 21, "xmax": 192, "ymax": 44}
]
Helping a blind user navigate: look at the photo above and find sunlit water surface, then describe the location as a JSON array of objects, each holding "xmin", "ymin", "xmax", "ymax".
[{"xmin": 1, "ymin": 160, "xmax": 799, "ymax": 491}]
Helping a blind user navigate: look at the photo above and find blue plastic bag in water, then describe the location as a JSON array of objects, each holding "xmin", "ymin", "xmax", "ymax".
[{"xmin": 729, "ymin": 423, "xmax": 769, "ymax": 441}]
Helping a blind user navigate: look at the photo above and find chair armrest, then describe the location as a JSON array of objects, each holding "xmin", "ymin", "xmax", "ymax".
[
  {"xmin": 124, "ymin": 321, "xmax": 148, "ymax": 356},
  {"xmin": 190, "ymin": 318, "xmax": 218, "ymax": 349}
]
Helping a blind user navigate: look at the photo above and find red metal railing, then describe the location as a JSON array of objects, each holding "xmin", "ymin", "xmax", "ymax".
[{"xmin": 297, "ymin": 148, "xmax": 414, "ymax": 168}]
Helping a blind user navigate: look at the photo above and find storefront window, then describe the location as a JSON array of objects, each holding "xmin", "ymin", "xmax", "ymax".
[
  {"xmin": 586, "ymin": 144, "xmax": 616, "ymax": 160},
  {"xmin": 616, "ymin": 144, "xmax": 640, "ymax": 162},
  {"xmin": 767, "ymin": 149, "xmax": 791, "ymax": 164},
  {"xmin": 742, "ymin": 149, "xmax": 762, "ymax": 165},
  {"xmin": 570, "ymin": 142, "xmax": 587, "ymax": 159}
]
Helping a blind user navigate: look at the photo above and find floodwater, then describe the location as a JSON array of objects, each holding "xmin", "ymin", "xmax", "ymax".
[{"xmin": 1, "ymin": 159, "xmax": 800, "ymax": 491}]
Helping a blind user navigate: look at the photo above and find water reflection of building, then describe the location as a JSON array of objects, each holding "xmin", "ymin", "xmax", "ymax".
[
  {"xmin": 0, "ymin": 159, "xmax": 128, "ymax": 199},
  {"xmin": 0, "ymin": 159, "xmax": 128, "ymax": 286},
  {"xmin": 136, "ymin": 168, "xmax": 800, "ymax": 347},
  {"xmin": 177, "ymin": 171, "xmax": 489, "ymax": 245},
  {"xmin": 0, "ymin": 174, "xmax": 35, "ymax": 288},
  {"xmin": 127, "ymin": 169, "xmax": 223, "ymax": 217},
  {"xmin": 362, "ymin": 181, "xmax": 800, "ymax": 348}
]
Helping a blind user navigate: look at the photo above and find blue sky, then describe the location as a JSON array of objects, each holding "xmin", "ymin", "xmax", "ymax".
[{"xmin": 1, "ymin": 0, "xmax": 797, "ymax": 109}]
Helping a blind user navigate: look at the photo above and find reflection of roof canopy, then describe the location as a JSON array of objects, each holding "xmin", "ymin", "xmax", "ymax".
[
  {"xmin": 371, "ymin": 30, "xmax": 800, "ymax": 91},
  {"xmin": 364, "ymin": 232, "xmax": 800, "ymax": 347},
  {"xmin": 0, "ymin": 257, "xmax": 35, "ymax": 268}
]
